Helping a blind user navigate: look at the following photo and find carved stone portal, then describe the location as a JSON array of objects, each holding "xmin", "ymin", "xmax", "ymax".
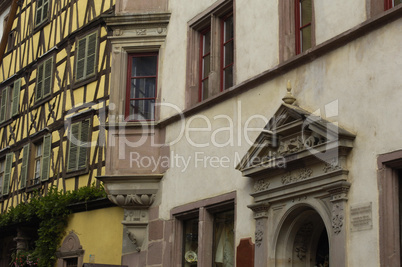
[{"xmin": 237, "ymin": 97, "xmax": 354, "ymax": 267}]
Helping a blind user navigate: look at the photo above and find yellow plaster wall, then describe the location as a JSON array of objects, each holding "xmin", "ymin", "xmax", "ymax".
[{"xmin": 65, "ymin": 207, "xmax": 124, "ymax": 265}]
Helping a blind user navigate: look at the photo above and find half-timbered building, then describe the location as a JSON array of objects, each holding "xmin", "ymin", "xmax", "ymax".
[{"xmin": 0, "ymin": 0, "xmax": 123, "ymax": 265}]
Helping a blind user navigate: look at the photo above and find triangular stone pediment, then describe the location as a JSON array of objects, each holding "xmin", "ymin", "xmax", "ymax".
[{"xmin": 236, "ymin": 104, "xmax": 355, "ymax": 177}]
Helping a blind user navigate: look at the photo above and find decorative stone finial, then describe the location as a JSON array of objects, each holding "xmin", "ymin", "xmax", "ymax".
[{"xmin": 282, "ymin": 80, "xmax": 296, "ymax": 105}]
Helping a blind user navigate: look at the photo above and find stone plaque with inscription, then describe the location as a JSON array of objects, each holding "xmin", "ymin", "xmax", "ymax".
[{"xmin": 350, "ymin": 202, "xmax": 372, "ymax": 232}]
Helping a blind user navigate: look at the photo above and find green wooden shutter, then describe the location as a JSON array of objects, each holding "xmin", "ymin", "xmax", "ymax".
[
  {"xmin": 77, "ymin": 119, "xmax": 90, "ymax": 169},
  {"xmin": 41, "ymin": 135, "xmax": 52, "ymax": 181},
  {"xmin": 0, "ymin": 87, "xmax": 8, "ymax": 122},
  {"xmin": 43, "ymin": 58, "xmax": 53, "ymax": 97},
  {"xmin": 76, "ymin": 37, "xmax": 87, "ymax": 81},
  {"xmin": 36, "ymin": 63, "xmax": 44, "ymax": 101},
  {"xmin": 12, "ymin": 79, "xmax": 21, "ymax": 116},
  {"xmin": 20, "ymin": 144, "xmax": 30, "ymax": 188},
  {"xmin": 67, "ymin": 122, "xmax": 80, "ymax": 171},
  {"xmin": 2, "ymin": 153, "xmax": 13, "ymax": 195},
  {"xmin": 85, "ymin": 32, "xmax": 97, "ymax": 77}
]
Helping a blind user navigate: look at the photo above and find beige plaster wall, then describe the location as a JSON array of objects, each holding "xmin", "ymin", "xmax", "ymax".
[
  {"xmin": 158, "ymin": 10, "xmax": 401, "ymax": 265},
  {"xmin": 235, "ymin": 0, "xmax": 279, "ymax": 83},
  {"xmin": 314, "ymin": 0, "xmax": 367, "ymax": 44}
]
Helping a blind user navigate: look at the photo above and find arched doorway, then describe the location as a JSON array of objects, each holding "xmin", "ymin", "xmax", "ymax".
[{"xmin": 275, "ymin": 207, "xmax": 329, "ymax": 267}]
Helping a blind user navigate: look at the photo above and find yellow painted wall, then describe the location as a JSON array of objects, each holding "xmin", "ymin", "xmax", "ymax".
[{"xmin": 65, "ymin": 206, "xmax": 124, "ymax": 265}]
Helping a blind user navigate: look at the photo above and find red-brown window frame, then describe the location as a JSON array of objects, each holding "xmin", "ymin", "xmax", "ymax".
[
  {"xmin": 295, "ymin": 0, "xmax": 312, "ymax": 55},
  {"xmin": 385, "ymin": 0, "xmax": 401, "ymax": 10},
  {"xmin": 220, "ymin": 13, "xmax": 234, "ymax": 92},
  {"xmin": 125, "ymin": 53, "xmax": 158, "ymax": 121},
  {"xmin": 199, "ymin": 28, "xmax": 211, "ymax": 102}
]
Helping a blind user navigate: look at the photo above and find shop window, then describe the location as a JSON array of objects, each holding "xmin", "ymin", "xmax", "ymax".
[
  {"xmin": 125, "ymin": 53, "xmax": 158, "ymax": 121},
  {"xmin": 186, "ymin": 0, "xmax": 234, "ymax": 106},
  {"xmin": 75, "ymin": 31, "xmax": 98, "ymax": 83},
  {"xmin": 172, "ymin": 193, "xmax": 235, "ymax": 266}
]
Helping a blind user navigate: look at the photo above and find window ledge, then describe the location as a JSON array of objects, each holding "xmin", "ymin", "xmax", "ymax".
[
  {"xmin": 103, "ymin": 121, "xmax": 159, "ymax": 130},
  {"xmin": 65, "ymin": 168, "xmax": 89, "ymax": 179},
  {"xmin": 32, "ymin": 95, "xmax": 52, "ymax": 110},
  {"xmin": 0, "ymin": 118, "xmax": 12, "ymax": 128},
  {"xmin": 72, "ymin": 75, "xmax": 98, "ymax": 90},
  {"xmin": 33, "ymin": 20, "xmax": 50, "ymax": 35}
]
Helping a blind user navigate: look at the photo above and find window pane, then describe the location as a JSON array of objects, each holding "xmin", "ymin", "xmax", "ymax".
[
  {"xmin": 130, "ymin": 78, "xmax": 156, "ymax": 99},
  {"xmin": 183, "ymin": 218, "xmax": 199, "ymax": 267},
  {"xmin": 202, "ymin": 79, "xmax": 209, "ymax": 100},
  {"xmin": 301, "ymin": 0, "xmax": 312, "ymax": 26},
  {"xmin": 203, "ymin": 30, "xmax": 211, "ymax": 54},
  {"xmin": 301, "ymin": 25, "xmax": 312, "ymax": 52},
  {"xmin": 213, "ymin": 210, "xmax": 234, "ymax": 266},
  {"xmin": 224, "ymin": 41, "xmax": 234, "ymax": 67},
  {"xmin": 202, "ymin": 54, "xmax": 210, "ymax": 79},
  {"xmin": 129, "ymin": 99, "xmax": 155, "ymax": 120},
  {"xmin": 223, "ymin": 65, "xmax": 233, "ymax": 90},
  {"xmin": 224, "ymin": 16, "xmax": 234, "ymax": 42},
  {"xmin": 35, "ymin": 159, "xmax": 41, "ymax": 179},
  {"xmin": 395, "ymin": 0, "xmax": 402, "ymax": 6},
  {"xmin": 131, "ymin": 56, "xmax": 157, "ymax": 77},
  {"xmin": 65, "ymin": 258, "xmax": 78, "ymax": 267}
]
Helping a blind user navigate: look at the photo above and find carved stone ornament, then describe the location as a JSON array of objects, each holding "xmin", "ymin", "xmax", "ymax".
[
  {"xmin": 56, "ymin": 231, "xmax": 85, "ymax": 259},
  {"xmin": 136, "ymin": 29, "xmax": 147, "ymax": 35},
  {"xmin": 281, "ymin": 168, "xmax": 313, "ymax": 185},
  {"xmin": 332, "ymin": 203, "xmax": 344, "ymax": 235},
  {"xmin": 277, "ymin": 136, "xmax": 305, "ymax": 156},
  {"xmin": 108, "ymin": 194, "xmax": 155, "ymax": 209},
  {"xmin": 323, "ymin": 158, "xmax": 342, "ymax": 173},
  {"xmin": 255, "ymin": 220, "xmax": 265, "ymax": 248},
  {"xmin": 125, "ymin": 224, "xmax": 147, "ymax": 252},
  {"xmin": 248, "ymin": 202, "xmax": 270, "ymax": 219},
  {"xmin": 255, "ymin": 229, "xmax": 263, "ymax": 248},
  {"xmin": 254, "ymin": 179, "xmax": 270, "ymax": 192}
]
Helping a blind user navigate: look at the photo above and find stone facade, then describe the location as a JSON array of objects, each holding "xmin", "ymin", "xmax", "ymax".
[{"xmin": 99, "ymin": 0, "xmax": 402, "ymax": 266}]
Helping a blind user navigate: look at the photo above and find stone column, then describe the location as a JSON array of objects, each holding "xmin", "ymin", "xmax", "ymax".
[
  {"xmin": 13, "ymin": 228, "xmax": 30, "ymax": 254},
  {"xmin": 326, "ymin": 181, "xmax": 350, "ymax": 267},
  {"xmin": 248, "ymin": 202, "xmax": 270, "ymax": 267}
]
